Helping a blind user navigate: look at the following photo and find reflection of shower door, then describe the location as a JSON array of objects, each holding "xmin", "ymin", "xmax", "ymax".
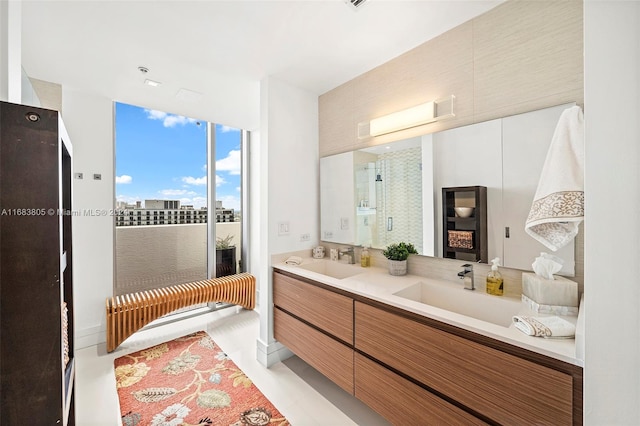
[
  {"xmin": 355, "ymin": 162, "xmax": 377, "ymax": 247},
  {"xmin": 375, "ymin": 148, "xmax": 423, "ymax": 252}
]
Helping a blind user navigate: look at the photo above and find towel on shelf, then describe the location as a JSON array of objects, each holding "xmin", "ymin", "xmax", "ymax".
[
  {"xmin": 284, "ymin": 256, "xmax": 303, "ymax": 265},
  {"xmin": 525, "ymin": 105, "xmax": 584, "ymax": 251},
  {"xmin": 512, "ymin": 315, "xmax": 576, "ymax": 338}
]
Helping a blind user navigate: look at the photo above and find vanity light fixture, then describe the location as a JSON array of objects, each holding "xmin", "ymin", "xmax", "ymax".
[{"xmin": 358, "ymin": 95, "xmax": 455, "ymax": 139}]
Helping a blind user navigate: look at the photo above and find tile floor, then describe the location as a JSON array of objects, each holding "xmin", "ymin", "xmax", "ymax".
[{"xmin": 75, "ymin": 306, "xmax": 390, "ymax": 425}]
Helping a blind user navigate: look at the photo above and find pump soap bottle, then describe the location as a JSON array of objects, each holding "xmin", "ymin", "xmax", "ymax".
[
  {"xmin": 486, "ymin": 257, "xmax": 504, "ymax": 296},
  {"xmin": 360, "ymin": 246, "xmax": 371, "ymax": 267}
]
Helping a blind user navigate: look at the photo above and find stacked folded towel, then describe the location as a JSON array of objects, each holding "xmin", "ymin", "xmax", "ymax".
[
  {"xmin": 284, "ymin": 256, "xmax": 303, "ymax": 265},
  {"xmin": 512, "ymin": 315, "xmax": 575, "ymax": 338}
]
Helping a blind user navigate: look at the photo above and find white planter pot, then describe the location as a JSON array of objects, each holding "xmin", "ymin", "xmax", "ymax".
[{"xmin": 388, "ymin": 259, "xmax": 407, "ymax": 276}]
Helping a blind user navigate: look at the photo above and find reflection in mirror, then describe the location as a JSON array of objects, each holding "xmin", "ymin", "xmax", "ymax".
[
  {"xmin": 320, "ymin": 103, "xmax": 577, "ymax": 275},
  {"xmin": 321, "ymin": 138, "xmax": 429, "ymax": 254},
  {"xmin": 355, "ymin": 138, "xmax": 426, "ymax": 254}
]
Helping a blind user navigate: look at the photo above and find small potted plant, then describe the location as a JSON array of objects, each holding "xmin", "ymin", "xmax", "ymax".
[
  {"xmin": 382, "ymin": 242, "xmax": 418, "ymax": 276},
  {"xmin": 215, "ymin": 234, "xmax": 236, "ymax": 277}
]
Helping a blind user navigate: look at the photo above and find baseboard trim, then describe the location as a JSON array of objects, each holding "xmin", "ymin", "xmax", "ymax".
[{"xmin": 256, "ymin": 338, "xmax": 294, "ymax": 367}]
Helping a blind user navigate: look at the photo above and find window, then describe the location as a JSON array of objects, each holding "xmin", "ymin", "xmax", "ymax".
[{"xmin": 114, "ymin": 102, "xmax": 245, "ymax": 297}]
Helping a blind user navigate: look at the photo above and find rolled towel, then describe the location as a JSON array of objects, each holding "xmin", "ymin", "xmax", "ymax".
[
  {"xmin": 512, "ymin": 315, "xmax": 575, "ymax": 338},
  {"xmin": 284, "ymin": 256, "xmax": 303, "ymax": 265}
]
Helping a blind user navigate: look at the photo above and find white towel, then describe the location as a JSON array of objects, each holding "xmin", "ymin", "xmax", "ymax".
[
  {"xmin": 525, "ymin": 106, "xmax": 584, "ymax": 251},
  {"xmin": 284, "ymin": 256, "xmax": 303, "ymax": 265},
  {"xmin": 512, "ymin": 315, "xmax": 575, "ymax": 338}
]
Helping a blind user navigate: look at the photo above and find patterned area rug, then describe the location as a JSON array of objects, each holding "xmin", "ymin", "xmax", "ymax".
[{"xmin": 114, "ymin": 331, "xmax": 289, "ymax": 426}]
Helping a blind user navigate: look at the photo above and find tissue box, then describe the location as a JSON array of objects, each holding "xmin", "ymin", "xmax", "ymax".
[{"xmin": 522, "ymin": 272, "xmax": 579, "ymax": 316}]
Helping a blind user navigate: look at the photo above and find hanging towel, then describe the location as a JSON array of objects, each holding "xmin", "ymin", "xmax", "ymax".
[
  {"xmin": 525, "ymin": 106, "xmax": 584, "ymax": 251},
  {"xmin": 512, "ymin": 315, "xmax": 576, "ymax": 338}
]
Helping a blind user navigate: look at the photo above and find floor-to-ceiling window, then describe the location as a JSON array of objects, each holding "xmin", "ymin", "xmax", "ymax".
[{"xmin": 114, "ymin": 102, "xmax": 244, "ymax": 297}]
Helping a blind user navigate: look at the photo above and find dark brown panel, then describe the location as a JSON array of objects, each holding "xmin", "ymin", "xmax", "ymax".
[{"xmin": 0, "ymin": 102, "xmax": 74, "ymax": 425}]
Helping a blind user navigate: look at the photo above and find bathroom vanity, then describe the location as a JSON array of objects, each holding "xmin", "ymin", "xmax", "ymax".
[{"xmin": 273, "ymin": 259, "xmax": 583, "ymax": 425}]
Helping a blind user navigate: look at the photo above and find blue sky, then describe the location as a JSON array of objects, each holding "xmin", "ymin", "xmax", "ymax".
[{"xmin": 115, "ymin": 102, "xmax": 241, "ymax": 211}]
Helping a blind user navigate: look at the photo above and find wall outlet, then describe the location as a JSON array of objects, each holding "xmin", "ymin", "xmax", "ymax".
[
  {"xmin": 300, "ymin": 233, "xmax": 310, "ymax": 242},
  {"xmin": 324, "ymin": 231, "xmax": 333, "ymax": 239},
  {"xmin": 340, "ymin": 217, "xmax": 349, "ymax": 230}
]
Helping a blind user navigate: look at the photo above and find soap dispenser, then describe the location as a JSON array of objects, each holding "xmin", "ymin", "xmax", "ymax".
[
  {"xmin": 486, "ymin": 257, "xmax": 504, "ymax": 296},
  {"xmin": 360, "ymin": 246, "xmax": 371, "ymax": 267}
]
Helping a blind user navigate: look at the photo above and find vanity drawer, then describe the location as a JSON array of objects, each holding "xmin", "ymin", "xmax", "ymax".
[
  {"xmin": 273, "ymin": 272, "xmax": 353, "ymax": 344},
  {"xmin": 355, "ymin": 353, "xmax": 487, "ymax": 425},
  {"xmin": 355, "ymin": 302, "xmax": 574, "ymax": 425},
  {"xmin": 274, "ymin": 308, "xmax": 354, "ymax": 394}
]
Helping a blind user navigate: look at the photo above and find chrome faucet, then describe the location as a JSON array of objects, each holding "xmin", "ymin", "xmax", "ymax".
[
  {"xmin": 458, "ymin": 264, "xmax": 475, "ymax": 291},
  {"xmin": 338, "ymin": 246, "xmax": 355, "ymax": 264}
]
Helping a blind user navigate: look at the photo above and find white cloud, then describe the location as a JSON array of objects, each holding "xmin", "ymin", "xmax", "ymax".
[
  {"xmin": 145, "ymin": 109, "xmax": 197, "ymax": 128},
  {"xmin": 116, "ymin": 175, "xmax": 132, "ymax": 184},
  {"xmin": 217, "ymin": 195, "xmax": 240, "ymax": 212},
  {"xmin": 216, "ymin": 174, "xmax": 226, "ymax": 187},
  {"xmin": 116, "ymin": 194, "xmax": 141, "ymax": 204},
  {"xmin": 202, "ymin": 164, "xmax": 207, "ymax": 172},
  {"xmin": 216, "ymin": 150, "xmax": 241, "ymax": 175},
  {"xmin": 159, "ymin": 189, "xmax": 197, "ymax": 196},
  {"xmin": 220, "ymin": 125, "xmax": 240, "ymax": 133},
  {"xmin": 178, "ymin": 196, "xmax": 207, "ymax": 209},
  {"xmin": 182, "ymin": 176, "xmax": 207, "ymax": 186}
]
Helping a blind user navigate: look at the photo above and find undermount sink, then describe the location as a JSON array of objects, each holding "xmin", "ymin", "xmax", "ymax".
[
  {"xmin": 296, "ymin": 260, "xmax": 363, "ymax": 280},
  {"xmin": 393, "ymin": 280, "xmax": 523, "ymax": 327}
]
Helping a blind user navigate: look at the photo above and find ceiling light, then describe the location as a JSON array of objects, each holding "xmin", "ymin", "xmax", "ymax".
[
  {"xmin": 144, "ymin": 79, "xmax": 161, "ymax": 87},
  {"xmin": 175, "ymin": 88, "xmax": 203, "ymax": 102}
]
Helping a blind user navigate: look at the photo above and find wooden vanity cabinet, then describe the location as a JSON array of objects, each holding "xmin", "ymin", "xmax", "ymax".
[
  {"xmin": 355, "ymin": 301, "xmax": 578, "ymax": 425},
  {"xmin": 273, "ymin": 270, "xmax": 582, "ymax": 425},
  {"xmin": 273, "ymin": 271, "xmax": 354, "ymax": 394},
  {"xmin": 355, "ymin": 354, "xmax": 488, "ymax": 425}
]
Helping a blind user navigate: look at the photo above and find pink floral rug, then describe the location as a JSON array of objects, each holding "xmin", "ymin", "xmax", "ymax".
[{"xmin": 114, "ymin": 331, "xmax": 289, "ymax": 426}]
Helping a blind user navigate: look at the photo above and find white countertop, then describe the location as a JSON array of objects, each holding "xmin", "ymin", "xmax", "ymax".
[{"xmin": 273, "ymin": 258, "xmax": 584, "ymax": 367}]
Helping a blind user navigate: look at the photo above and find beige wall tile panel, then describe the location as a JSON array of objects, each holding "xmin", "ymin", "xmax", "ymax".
[
  {"xmin": 473, "ymin": 0, "xmax": 583, "ymax": 120},
  {"xmin": 473, "ymin": 88, "xmax": 584, "ymax": 125},
  {"xmin": 29, "ymin": 78, "xmax": 62, "ymax": 112},
  {"xmin": 319, "ymin": 81, "xmax": 355, "ymax": 155},
  {"xmin": 319, "ymin": 0, "xmax": 584, "ymax": 156}
]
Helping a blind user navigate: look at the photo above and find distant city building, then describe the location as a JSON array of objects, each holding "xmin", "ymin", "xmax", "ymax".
[{"xmin": 115, "ymin": 199, "xmax": 235, "ymax": 226}]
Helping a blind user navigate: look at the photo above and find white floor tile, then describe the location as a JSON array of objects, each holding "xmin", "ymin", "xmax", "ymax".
[{"xmin": 75, "ymin": 307, "xmax": 389, "ymax": 425}]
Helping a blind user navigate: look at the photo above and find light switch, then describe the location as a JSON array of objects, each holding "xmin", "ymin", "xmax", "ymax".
[{"xmin": 278, "ymin": 221, "xmax": 290, "ymax": 236}]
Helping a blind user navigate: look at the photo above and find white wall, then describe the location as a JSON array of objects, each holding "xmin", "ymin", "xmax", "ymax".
[
  {"xmin": 58, "ymin": 78, "xmax": 260, "ymax": 349},
  {"xmin": 0, "ymin": 0, "xmax": 22, "ymax": 103},
  {"xmin": 256, "ymin": 76, "xmax": 319, "ymax": 366},
  {"xmin": 584, "ymin": 1, "xmax": 640, "ymax": 424},
  {"xmin": 62, "ymin": 88, "xmax": 115, "ymax": 348}
]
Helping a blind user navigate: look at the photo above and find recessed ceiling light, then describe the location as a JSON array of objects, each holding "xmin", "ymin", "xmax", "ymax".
[
  {"xmin": 175, "ymin": 88, "xmax": 203, "ymax": 102},
  {"xmin": 144, "ymin": 79, "xmax": 161, "ymax": 87}
]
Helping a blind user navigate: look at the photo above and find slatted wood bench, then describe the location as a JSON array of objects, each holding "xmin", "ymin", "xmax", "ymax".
[{"xmin": 106, "ymin": 272, "xmax": 256, "ymax": 352}]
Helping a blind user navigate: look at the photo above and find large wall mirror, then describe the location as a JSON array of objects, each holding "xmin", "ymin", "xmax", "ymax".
[{"xmin": 320, "ymin": 103, "xmax": 576, "ymax": 275}]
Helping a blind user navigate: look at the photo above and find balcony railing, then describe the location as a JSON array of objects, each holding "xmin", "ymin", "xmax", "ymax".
[{"xmin": 115, "ymin": 222, "xmax": 241, "ymax": 296}]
